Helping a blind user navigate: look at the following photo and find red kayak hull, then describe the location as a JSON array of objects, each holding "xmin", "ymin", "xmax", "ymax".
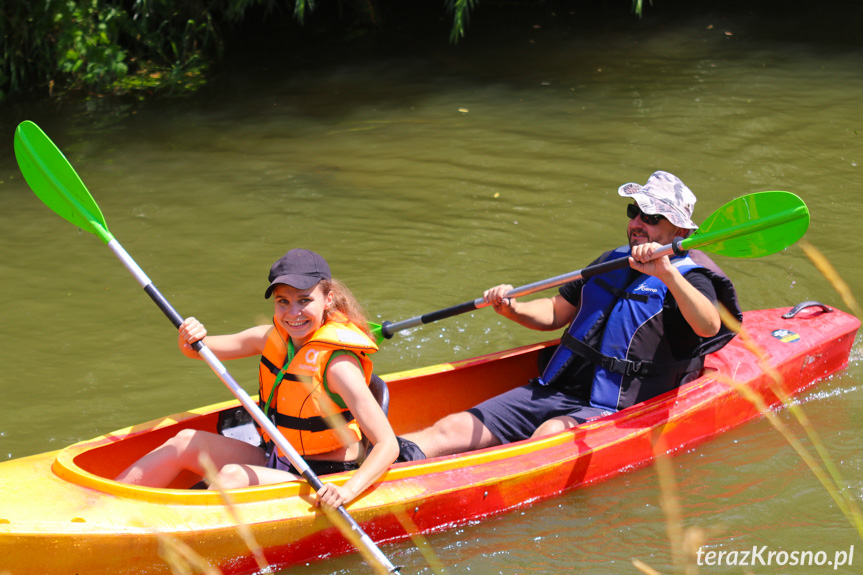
[{"xmin": 0, "ymin": 304, "xmax": 858, "ymax": 574}]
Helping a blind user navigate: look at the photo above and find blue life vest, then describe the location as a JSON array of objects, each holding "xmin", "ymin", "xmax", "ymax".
[{"xmin": 538, "ymin": 246, "xmax": 730, "ymax": 412}]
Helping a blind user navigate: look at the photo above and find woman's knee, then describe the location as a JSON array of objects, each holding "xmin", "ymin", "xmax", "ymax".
[
  {"xmin": 170, "ymin": 428, "xmax": 200, "ymax": 449},
  {"xmin": 164, "ymin": 429, "xmax": 217, "ymax": 467},
  {"xmin": 164, "ymin": 429, "xmax": 204, "ymax": 459},
  {"xmin": 213, "ymin": 463, "xmax": 255, "ymax": 489}
]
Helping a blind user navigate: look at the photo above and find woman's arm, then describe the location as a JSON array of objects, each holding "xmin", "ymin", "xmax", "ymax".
[
  {"xmin": 314, "ymin": 354, "xmax": 399, "ymax": 509},
  {"xmin": 177, "ymin": 318, "xmax": 271, "ymax": 360}
]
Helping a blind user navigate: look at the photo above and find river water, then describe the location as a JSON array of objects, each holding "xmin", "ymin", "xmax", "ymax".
[{"xmin": 1, "ymin": 3, "xmax": 862, "ymax": 574}]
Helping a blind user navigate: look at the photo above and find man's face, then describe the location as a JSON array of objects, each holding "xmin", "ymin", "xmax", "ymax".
[{"xmin": 626, "ymin": 204, "xmax": 685, "ymax": 247}]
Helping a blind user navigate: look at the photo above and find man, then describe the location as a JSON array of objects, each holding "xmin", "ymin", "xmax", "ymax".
[{"xmin": 398, "ymin": 171, "xmax": 741, "ymax": 461}]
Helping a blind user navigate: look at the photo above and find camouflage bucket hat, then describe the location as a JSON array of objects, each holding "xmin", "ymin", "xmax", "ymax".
[{"xmin": 618, "ymin": 171, "xmax": 698, "ymax": 230}]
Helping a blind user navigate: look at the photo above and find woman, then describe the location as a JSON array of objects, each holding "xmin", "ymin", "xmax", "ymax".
[{"xmin": 116, "ymin": 249, "xmax": 399, "ymax": 510}]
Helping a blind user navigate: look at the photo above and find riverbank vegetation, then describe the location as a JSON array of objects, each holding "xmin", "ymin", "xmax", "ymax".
[
  {"xmin": 6, "ymin": 0, "xmax": 857, "ymax": 105},
  {"xmin": 2, "ymin": 0, "xmax": 654, "ymax": 103}
]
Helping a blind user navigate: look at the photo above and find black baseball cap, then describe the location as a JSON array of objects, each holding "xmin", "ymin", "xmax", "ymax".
[{"xmin": 264, "ymin": 249, "xmax": 331, "ymax": 298}]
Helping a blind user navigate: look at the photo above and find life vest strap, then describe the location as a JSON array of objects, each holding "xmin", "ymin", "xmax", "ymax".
[
  {"xmin": 561, "ymin": 332, "xmax": 703, "ymax": 377},
  {"xmin": 273, "ymin": 409, "xmax": 355, "ymax": 432},
  {"xmin": 261, "ymin": 355, "xmax": 280, "ymax": 375},
  {"xmin": 594, "ymin": 277, "xmax": 649, "ymax": 303},
  {"xmin": 261, "ymin": 355, "xmax": 314, "ymax": 384}
]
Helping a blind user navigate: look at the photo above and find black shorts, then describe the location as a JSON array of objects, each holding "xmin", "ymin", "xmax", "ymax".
[
  {"xmin": 467, "ymin": 382, "xmax": 612, "ymax": 444},
  {"xmin": 266, "ymin": 446, "xmax": 359, "ymax": 476}
]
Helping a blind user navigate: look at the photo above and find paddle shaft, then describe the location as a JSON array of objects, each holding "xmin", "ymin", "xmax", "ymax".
[
  {"xmin": 379, "ymin": 239, "xmax": 684, "ymax": 338},
  {"xmin": 380, "ymin": 198, "xmax": 811, "ymax": 339},
  {"xmin": 106, "ymin": 238, "xmax": 399, "ymax": 571}
]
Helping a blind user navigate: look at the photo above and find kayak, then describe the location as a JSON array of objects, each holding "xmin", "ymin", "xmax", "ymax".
[{"xmin": 0, "ymin": 303, "xmax": 858, "ymax": 574}]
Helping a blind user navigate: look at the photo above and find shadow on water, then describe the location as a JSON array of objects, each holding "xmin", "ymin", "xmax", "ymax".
[
  {"xmin": 198, "ymin": 0, "xmax": 863, "ymax": 117},
  {"xmin": 3, "ymin": 0, "xmax": 860, "ymax": 132}
]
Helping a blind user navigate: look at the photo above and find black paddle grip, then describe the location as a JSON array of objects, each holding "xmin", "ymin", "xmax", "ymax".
[
  {"xmin": 144, "ymin": 283, "xmax": 185, "ymax": 329},
  {"xmin": 143, "ymin": 284, "xmax": 207, "ymax": 352},
  {"xmin": 579, "ymin": 255, "xmax": 630, "ymax": 280},
  {"xmin": 421, "ymin": 300, "xmax": 479, "ymax": 324},
  {"xmin": 672, "ymin": 236, "xmax": 687, "ymax": 256}
]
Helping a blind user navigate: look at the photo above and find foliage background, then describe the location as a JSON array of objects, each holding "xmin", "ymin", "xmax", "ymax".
[{"xmin": 1, "ymin": 0, "xmax": 656, "ymax": 102}]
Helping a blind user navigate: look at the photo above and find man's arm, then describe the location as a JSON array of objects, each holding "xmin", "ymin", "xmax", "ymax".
[
  {"xmin": 483, "ymin": 285, "xmax": 579, "ymax": 331},
  {"xmin": 629, "ymin": 244, "xmax": 721, "ymax": 338}
]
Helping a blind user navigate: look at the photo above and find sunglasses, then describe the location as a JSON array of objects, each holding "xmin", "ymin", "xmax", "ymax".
[{"xmin": 627, "ymin": 203, "xmax": 666, "ymax": 226}]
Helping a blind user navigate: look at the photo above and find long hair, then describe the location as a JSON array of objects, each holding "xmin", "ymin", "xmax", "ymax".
[{"xmin": 320, "ymin": 278, "xmax": 373, "ymax": 339}]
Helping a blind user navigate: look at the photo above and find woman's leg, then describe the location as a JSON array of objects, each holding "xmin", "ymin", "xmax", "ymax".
[
  {"xmin": 212, "ymin": 463, "xmax": 302, "ymax": 489},
  {"xmin": 115, "ymin": 429, "xmax": 266, "ymax": 487}
]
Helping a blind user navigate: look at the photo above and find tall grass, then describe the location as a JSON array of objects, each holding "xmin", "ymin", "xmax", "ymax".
[{"xmin": 635, "ymin": 241, "xmax": 862, "ymax": 574}]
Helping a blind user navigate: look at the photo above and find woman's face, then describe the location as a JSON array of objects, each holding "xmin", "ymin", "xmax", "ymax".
[{"xmin": 272, "ymin": 283, "xmax": 333, "ymax": 347}]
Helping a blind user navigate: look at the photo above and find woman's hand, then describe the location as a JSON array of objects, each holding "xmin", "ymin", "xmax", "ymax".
[
  {"xmin": 177, "ymin": 317, "xmax": 207, "ymax": 357},
  {"xmin": 314, "ymin": 481, "xmax": 355, "ymax": 511}
]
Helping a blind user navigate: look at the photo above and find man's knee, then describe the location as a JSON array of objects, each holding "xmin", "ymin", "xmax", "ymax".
[
  {"xmin": 433, "ymin": 411, "xmax": 472, "ymax": 436},
  {"xmin": 426, "ymin": 411, "xmax": 497, "ymax": 457},
  {"xmin": 425, "ymin": 411, "xmax": 479, "ymax": 445},
  {"xmin": 532, "ymin": 416, "xmax": 578, "ymax": 438}
]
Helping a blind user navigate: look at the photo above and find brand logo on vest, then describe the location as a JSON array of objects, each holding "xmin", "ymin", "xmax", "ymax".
[
  {"xmin": 298, "ymin": 349, "xmax": 322, "ymax": 372},
  {"xmin": 633, "ymin": 284, "xmax": 659, "ymax": 293}
]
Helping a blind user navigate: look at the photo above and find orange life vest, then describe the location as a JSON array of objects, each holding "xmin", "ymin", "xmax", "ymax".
[{"xmin": 258, "ymin": 312, "xmax": 377, "ymax": 456}]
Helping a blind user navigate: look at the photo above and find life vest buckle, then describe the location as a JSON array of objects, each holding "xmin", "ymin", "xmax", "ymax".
[{"xmin": 602, "ymin": 356, "xmax": 643, "ymax": 376}]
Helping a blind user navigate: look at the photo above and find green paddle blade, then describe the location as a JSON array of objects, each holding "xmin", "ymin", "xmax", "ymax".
[
  {"xmin": 369, "ymin": 322, "xmax": 385, "ymax": 345},
  {"xmin": 14, "ymin": 121, "xmax": 113, "ymax": 244},
  {"xmin": 682, "ymin": 191, "xmax": 809, "ymax": 258}
]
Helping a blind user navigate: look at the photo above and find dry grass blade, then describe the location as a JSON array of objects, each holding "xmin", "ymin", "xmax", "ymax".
[
  {"xmin": 800, "ymin": 240, "xmax": 863, "ymax": 317},
  {"xmin": 249, "ymin": 375, "xmax": 395, "ymax": 572},
  {"xmin": 717, "ymin": 305, "xmax": 863, "ymax": 539},
  {"xmin": 293, "ymin": 375, "xmax": 356, "ymax": 455},
  {"xmin": 280, "ymin": 382, "xmax": 393, "ymax": 573},
  {"xmin": 198, "ymin": 452, "xmax": 269, "ymax": 571},
  {"xmin": 158, "ymin": 535, "xmax": 221, "ymax": 575},
  {"xmin": 393, "ymin": 505, "xmax": 448, "ymax": 573},
  {"xmin": 318, "ymin": 504, "xmax": 393, "ymax": 575},
  {"xmin": 632, "ymin": 557, "xmax": 665, "ymax": 575},
  {"xmin": 640, "ymin": 269, "xmax": 861, "ymax": 575},
  {"xmin": 651, "ymin": 434, "xmax": 684, "ymax": 571},
  {"xmin": 647, "ymin": 433, "xmax": 708, "ymax": 575},
  {"xmin": 717, "ymin": 372, "xmax": 863, "ymax": 537},
  {"xmin": 201, "ymin": 452, "xmax": 394, "ymax": 574}
]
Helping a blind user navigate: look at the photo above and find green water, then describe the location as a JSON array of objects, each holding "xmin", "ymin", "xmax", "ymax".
[{"xmin": 1, "ymin": 4, "xmax": 862, "ymax": 574}]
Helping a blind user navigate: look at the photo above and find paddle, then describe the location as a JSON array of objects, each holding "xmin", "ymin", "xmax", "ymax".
[
  {"xmin": 372, "ymin": 190, "xmax": 809, "ymax": 341},
  {"xmin": 13, "ymin": 120, "xmax": 399, "ymax": 574}
]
